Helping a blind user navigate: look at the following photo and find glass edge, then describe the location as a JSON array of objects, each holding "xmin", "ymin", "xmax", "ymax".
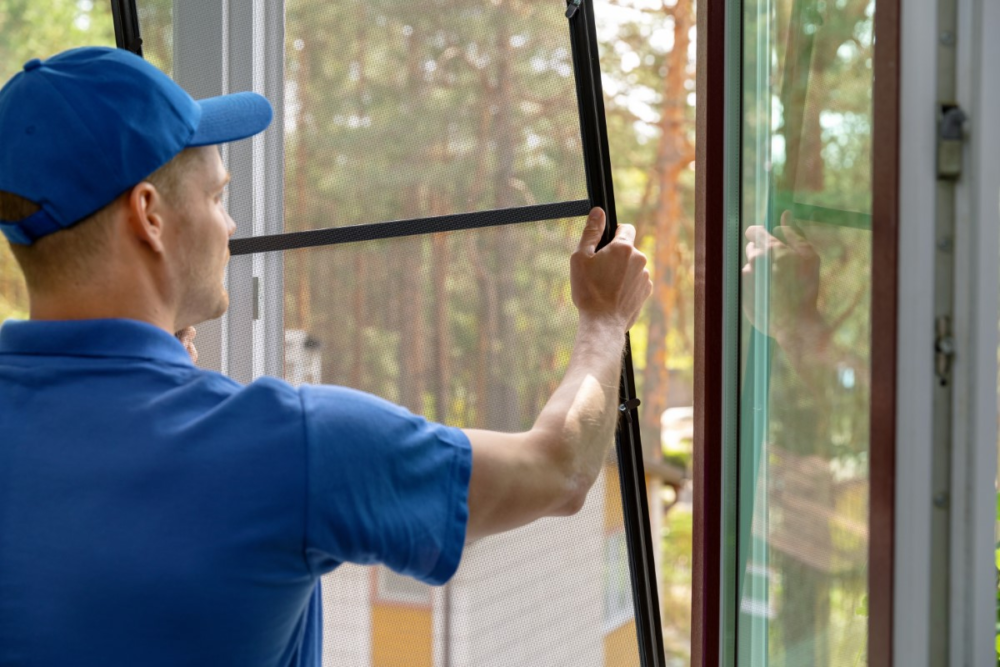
[{"xmin": 718, "ymin": 0, "xmax": 744, "ymax": 661}]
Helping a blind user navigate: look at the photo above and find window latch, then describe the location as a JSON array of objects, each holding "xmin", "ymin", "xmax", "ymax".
[{"xmin": 565, "ymin": 0, "xmax": 582, "ymax": 19}]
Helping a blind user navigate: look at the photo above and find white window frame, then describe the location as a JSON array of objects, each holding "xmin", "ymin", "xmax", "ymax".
[
  {"xmin": 895, "ymin": 0, "xmax": 999, "ymax": 662},
  {"xmin": 172, "ymin": 0, "xmax": 284, "ymax": 383}
]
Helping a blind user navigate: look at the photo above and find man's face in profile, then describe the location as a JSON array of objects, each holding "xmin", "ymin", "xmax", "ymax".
[{"xmin": 168, "ymin": 146, "xmax": 236, "ymax": 329}]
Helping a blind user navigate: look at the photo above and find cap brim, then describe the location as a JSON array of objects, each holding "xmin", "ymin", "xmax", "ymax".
[{"xmin": 187, "ymin": 92, "xmax": 273, "ymax": 147}]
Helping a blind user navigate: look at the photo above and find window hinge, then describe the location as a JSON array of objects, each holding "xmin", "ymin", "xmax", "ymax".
[
  {"xmin": 934, "ymin": 315, "xmax": 955, "ymax": 386},
  {"xmin": 252, "ymin": 276, "xmax": 261, "ymax": 320},
  {"xmin": 937, "ymin": 104, "xmax": 968, "ymax": 180}
]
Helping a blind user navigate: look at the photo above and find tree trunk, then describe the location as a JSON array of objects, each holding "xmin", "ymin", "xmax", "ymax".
[{"xmin": 641, "ymin": 0, "xmax": 695, "ymax": 462}]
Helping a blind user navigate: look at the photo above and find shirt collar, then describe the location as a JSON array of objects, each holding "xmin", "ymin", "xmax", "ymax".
[{"xmin": 0, "ymin": 318, "xmax": 194, "ymax": 367}]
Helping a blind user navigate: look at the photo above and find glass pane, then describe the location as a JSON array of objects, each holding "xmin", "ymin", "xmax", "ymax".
[
  {"xmin": 234, "ymin": 218, "xmax": 639, "ymax": 665},
  {"xmin": 0, "ymin": 1, "xmax": 117, "ymax": 322},
  {"xmin": 283, "ymin": 0, "xmax": 588, "ymax": 232},
  {"xmin": 736, "ymin": 0, "xmax": 874, "ymax": 663}
]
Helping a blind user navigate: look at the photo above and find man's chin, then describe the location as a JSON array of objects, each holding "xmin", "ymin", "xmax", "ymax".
[
  {"xmin": 196, "ymin": 291, "xmax": 229, "ymax": 324},
  {"xmin": 212, "ymin": 291, "xmax": 230, "ymax": 320}
]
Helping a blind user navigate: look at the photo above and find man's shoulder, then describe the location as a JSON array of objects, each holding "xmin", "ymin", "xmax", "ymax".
[
  {"xmin": 165, "ymin": 369, "xmax": 308, "ymax": 434},
  {"xmin": 200, "ymin": 372, "xmax": 304, "ymax": 412},
  {"xmin": 298, "ymin": 383, "xmax": 419, "ymax": 425}
]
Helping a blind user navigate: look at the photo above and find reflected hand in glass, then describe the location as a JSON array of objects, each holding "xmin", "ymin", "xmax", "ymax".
[{"xmin": 741, "ymin": 210, "xmax": 830, "ymax": 358}]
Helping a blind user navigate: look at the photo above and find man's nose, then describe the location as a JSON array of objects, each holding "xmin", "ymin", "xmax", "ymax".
[{"xmin": 227, "ymin": 214, "xmax": 237, "ymax": 238}]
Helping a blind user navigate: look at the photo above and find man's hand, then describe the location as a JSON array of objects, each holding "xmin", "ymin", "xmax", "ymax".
[
  {"xmin": 463, "ymin": 208, "xmax": 651, "ymax": 542},
  {"xmin": 570, "ymin": 207, "xmax": 652, "ymax": 330},
  {"xmin": 175, "ymin": 327, "xmax": 198, "ymax": 364},
  {"xmin": 741, "ymin": 211, "xmax": 823, "ymax": 345}
]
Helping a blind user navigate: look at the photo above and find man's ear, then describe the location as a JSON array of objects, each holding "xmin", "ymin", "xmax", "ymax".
[{"xmin": 126, "ymin": 181, "xmax": 167, "ymax": 254}]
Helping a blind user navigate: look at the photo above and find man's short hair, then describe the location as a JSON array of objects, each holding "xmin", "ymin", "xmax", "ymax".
[{"xmin": 0, "ymin": 148, "xmax": 201, "ymax": 293}]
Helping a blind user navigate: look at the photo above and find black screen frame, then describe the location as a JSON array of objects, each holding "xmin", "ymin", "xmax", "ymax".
[{"xmin": 112, "ymin": 1, "xmax": 666, "ymax": 663}]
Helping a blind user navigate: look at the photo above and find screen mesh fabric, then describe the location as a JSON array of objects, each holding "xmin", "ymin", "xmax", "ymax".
[
  {"xmin": 283, "ymin": 0, "xmax": 588, "ymax": 231},
  {"xmin": 143, "ymin": 0, "xmax": 589, "ymax": 236},
  {"xmin": 135, "ymin": 0, "xmax": 647, "ymax": 663},
  {"xmin": 225, "ymin": 220, "xmax": 640, "ymax": 666}
]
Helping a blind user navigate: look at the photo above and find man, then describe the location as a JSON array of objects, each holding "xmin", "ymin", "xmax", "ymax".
[{"xmin": 0, "ymin": 47, "xmax": 651, "ymax": 666}]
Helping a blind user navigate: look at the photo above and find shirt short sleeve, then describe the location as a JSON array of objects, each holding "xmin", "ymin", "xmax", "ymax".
[{"xmin": 300, "ymin": 385, "xmax": 472, "ymax": 585}]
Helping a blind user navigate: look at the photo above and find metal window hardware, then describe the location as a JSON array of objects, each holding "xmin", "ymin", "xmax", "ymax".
[
  {"xmin": 934, "ymin": 315, "xmax": 955, "ymax": 386},
  {"xmin": 565, "ymin": 0, "xmax": 582, "ymax": 19},
  {"xmin": 618, "ymin": 397, "xmax": 641, "ymax": 423},
  {"xmin": 937, "ymin": 104, "xmax": 968, "ymax": 180},
  {"xmin": 252, "ymin": 276, "xmax": 261, "ymax": 321}
]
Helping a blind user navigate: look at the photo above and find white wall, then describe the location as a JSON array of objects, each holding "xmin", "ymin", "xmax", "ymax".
[
  {"xmin": 320, "ymin": 564, "xmax": 373, "ymax": 666},
  {"xmin": 448, "ymin": 469, "xmax": 612, "ymax": 667}
]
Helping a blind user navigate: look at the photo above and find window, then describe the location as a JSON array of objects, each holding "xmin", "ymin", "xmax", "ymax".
[
  {"xmin": 692, "ymin": 0, "xmax": 887, "ymax": 661},
  {"xmin": 734, "ymin": 0, "xmax": 876, "ymax": 660}
]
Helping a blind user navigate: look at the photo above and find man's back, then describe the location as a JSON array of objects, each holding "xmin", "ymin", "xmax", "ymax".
[
  {"xmin": 0, "ymin": 318, "xmax": 470, "ymax": 666},
  {"xmin": 0, "ymin": 318, "xmax": 318, "ymax": 665}
]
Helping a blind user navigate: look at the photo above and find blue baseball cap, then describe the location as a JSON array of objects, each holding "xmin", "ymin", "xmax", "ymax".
[{"xmin": 0, "ymin": 46, "xmax": 273, "ymax": 245}]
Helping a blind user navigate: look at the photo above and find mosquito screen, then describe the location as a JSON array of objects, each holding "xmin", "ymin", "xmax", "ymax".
[{"xmin": 127, "ymin": 0, "xmax": 661, "ymax": 665}]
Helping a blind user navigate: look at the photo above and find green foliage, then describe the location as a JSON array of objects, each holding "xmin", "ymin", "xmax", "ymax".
[{"xmin": 661, "ymin": 503, "xmax": 694, "ymax": 660}]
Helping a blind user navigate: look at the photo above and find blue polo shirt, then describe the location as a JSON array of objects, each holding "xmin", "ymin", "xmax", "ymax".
[{"xmin": 0, "ymin": 318, "xmax": 472, "ymax": 666}]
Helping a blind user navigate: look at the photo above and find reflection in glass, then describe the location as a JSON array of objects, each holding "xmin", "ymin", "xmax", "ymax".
[{"xmin": 737, "ymin": 0, "xmax": 874, "ymax": 663}]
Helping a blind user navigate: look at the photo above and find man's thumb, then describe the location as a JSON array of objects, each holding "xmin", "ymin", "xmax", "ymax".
[{"xmin": 577, "ymin": 207, "xmax": 606, "ymax": 255}]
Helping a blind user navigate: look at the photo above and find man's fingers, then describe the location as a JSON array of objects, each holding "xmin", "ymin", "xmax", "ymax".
[
  {"xmin": 746, "ymin": 224, "xmax": 796, "ymax": 254},
  {"xmin": 612, "ymin": 223, "xmax": 636, "ymax": 246},
  {"xmin": 745, "ymin": 225, "xmax": 772, "ymax": 246},
  {"xmin": 779, "ymin": 224, "xmax": 810, "ymax": 251},
  {"xmin": 175, "ymin": 326, "xmax": 197, "ymax": 344},
  {"xmin": 175, "ymin": 327, "xmax": 198, "ymax": 364},
  {"xmin": 745, "ymin": 241, "xmax": 767, "ymax": 262},
  {"xmin": 577, "ymin": 207, "xmax": 606, "ymax": 255}
]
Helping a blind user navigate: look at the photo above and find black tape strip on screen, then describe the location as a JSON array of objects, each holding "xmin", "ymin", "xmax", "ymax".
[{"xmin": 230, "ymin": 200, "xmax": 591, "ymax": 255}]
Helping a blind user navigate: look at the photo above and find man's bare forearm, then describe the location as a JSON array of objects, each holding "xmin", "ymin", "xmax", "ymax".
[
  {"xmin": 462, "ymin": 210, "xmax": 650, "ymax": 540},
  {"xmin": 530, "ymin": 314, "xmax": 626, "ymax": 507}
]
